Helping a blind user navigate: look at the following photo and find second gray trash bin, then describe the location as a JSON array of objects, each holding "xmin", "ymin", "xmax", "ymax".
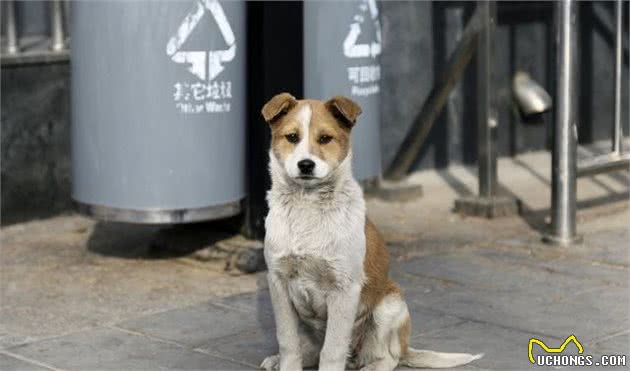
[{"xmin": 304, "ymin": 0, "xmax": 383, "ymax": 182}]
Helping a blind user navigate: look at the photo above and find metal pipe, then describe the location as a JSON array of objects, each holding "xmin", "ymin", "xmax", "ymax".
[
  {"xmin": 64, "ymin": 0, "xmax": 71, "ymax": 39},
  {"xmin": 50, "ymin": 0, "xmax": 66, "ymax": 52},
  {"xmin": 512, "ymin": 71, "xmax": 552, "ymax": 116},
  {"xmin": 577, "ymin": 152, "xmax": 630, "ymax": 177},
  {"xmin": 384, "ymin": 6, "xmax": 482, "ymax": 180},
  {"xmin": 547, "ymin": 0, "xmax": 579, "ymax": 245},
  {"xmin": 592, "ymin": 2, "xmax": 629, "ymax": 62},
  {"xmin": 612, "ymin": 0, "xmax": 623, "ymax": 154},
  {"xmin": 477, "ymin": 1, "xmax": 498, "ymax": 198},
  {"xmin": 4, "ymin": 0, "xmax": 19, "ymax": 54}
]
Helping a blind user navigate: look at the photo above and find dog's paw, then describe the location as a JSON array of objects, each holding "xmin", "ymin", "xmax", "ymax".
[{"xmin": 260, "ymin": 354, "xmax": 280, "ymax": 371}]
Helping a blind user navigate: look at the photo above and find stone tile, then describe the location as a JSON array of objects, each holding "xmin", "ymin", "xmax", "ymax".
[
  {"xmin": 395, "ymin": 252, "xmax": 611, "ymax": 296},
  {"xmin": 406, "ymin": 281, "xmax": 630, "ymax": 343},
  {"xmin": 477, "ymin": 242, "xmax": 630, "ymax": 289},
  {"xmin": 542, "ymin": 287, "xmax": 630, "ymax": 343},
  {"xmin": 590, "ymin": 331, "xmax": 630, "ymax": 356},
  {"xmin": 8, "ymin": 327, "xmax": 245, "ymax": 370},
  {"xmin": 582, "ymin": 228, "xmax": 630, "ymax": 266},
  {"xmin": 210, "ymin": 290, "xmax": 275, "ymax": 319},
  {"xmin": 118, "ymin": 301, "xmax": 273, "ymax": 348},
  {"xmin": 411, "ymin": 320, "xmax": 550, "ymax": 370},
  {"xmin": 201, "ymin": 326, "xmax": 277, "ymax": 369},
  {"xmin": 0, "ymin": 353, "xmax": 49, "ymax": 370},
  {"xmin": 406, "ymin": 306, "xmax": 465, "ymax": 337},
  {"xmin": 394, "ymin": 246, "xmax": 629, "ymax": 343},
  {"xmin": 391, "ymin": 268, "xmax": 438, "ymax": 294},
  {"xmin": 0, "ymin": 333, "xmax": 32, "ymax": 350}
]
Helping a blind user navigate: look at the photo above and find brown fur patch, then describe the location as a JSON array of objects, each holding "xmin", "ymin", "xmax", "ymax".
[
  {"xmin": 350, "ymin": 219, "xmax": 405, "ymax": 360},
  {"xmin": 360, "ymin": 218, "xmax": 401, "ymax": 310},
  {"xmin": 261, "ymin": 92, "xmax": 296, "ymax": 123},
  {"xmin": 325, "ymin": 96, "xmax": 362, "ymax": 127},
  {"xmin": 308, "ymin": 100, "xmax": 351, "ymax": 165},
  {"xmin": 399, "ymin": 314, "xmax": 411, "ymax": 357},
  {"xmin": 269, "ymin": 103, "xmax": 304, "ymax": 161}
]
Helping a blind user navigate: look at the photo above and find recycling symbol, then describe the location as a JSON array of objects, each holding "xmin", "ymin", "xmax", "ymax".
[
  {"xmin": 343, "ymin": 0, "xmax": 381, "ymax": 59},
  {"xmin": 166, "ymin": 0, "xmax": 236, "ymax": 81}
]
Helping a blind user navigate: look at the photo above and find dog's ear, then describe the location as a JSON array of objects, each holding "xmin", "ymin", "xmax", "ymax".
[
  {"xmin": 325, "ymin": 96, "xmax": 362, "ymax": 128},
  {"xmin": 261, "ymin": 93, "xmax": 297, "ymax": 124}
]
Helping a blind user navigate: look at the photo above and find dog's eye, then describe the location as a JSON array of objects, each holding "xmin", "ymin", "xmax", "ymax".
[
  {"xmin": 285, "ymin": 133, "xmax": 299, "ymax": 144},
  {"xmin": 318, "ymin": 135, "xmax": 333, "ymax": 144}
]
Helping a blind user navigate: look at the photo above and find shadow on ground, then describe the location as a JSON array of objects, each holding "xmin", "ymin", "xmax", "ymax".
[
  {"xmin": 437, "ymin": 165, "xmax": 630, "ymax": 237},
  {"xmin": 87, "ymin": 215, "xmax": 243, "ymax": 259}
]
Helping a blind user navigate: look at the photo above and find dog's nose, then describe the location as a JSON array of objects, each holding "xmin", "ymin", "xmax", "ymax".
[{"xmin": 297, "ymin": 159, "xmax": 315, "ymax": 175}]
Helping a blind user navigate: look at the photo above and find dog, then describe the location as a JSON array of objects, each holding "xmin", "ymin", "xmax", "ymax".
[{"xmin": 260, "ymin": 93, "xmax": 482, "ymax": 371}]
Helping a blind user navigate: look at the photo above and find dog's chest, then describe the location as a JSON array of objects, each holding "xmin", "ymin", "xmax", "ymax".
[
  {"xmin": 276, "ymin": 255, "xmax": 338, "ymax": 289},
  {"xmin": 265, "ymin": 201, "xmax": 365, "ymax": 330},
  {"xmin": 265, "ymin": 179, "xmax": 367, "ymax": 328},
  {"xmin": 277, "ymin": 254, "xmax": 332, "ymax": 330}
]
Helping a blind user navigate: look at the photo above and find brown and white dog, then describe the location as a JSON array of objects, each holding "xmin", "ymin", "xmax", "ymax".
[{"xmin": 260, "ymin": 93, "xmax": 482, "ymax": 371}]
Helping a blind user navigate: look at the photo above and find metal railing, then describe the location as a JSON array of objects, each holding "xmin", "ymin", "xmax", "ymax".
[
  {"xmin": 1, "ymin": 0, "xmax": 69, "ymax": 65},
  {"xmin": 384, "ymin": 0, "xmax": 628, "ymax": 243},
  {"xmin": 544, "ymin": 0, "xmax": 581, "ymax": 245},
  {"xmin": 386, "ymin": 1, "xmax": 520, "ymax": 218},
  {"xmin": 4, "ymin": 0, "xmax": 19, "ymax": 54},
  {"xmin": 50, "ymin": 0, "xmax": 67, "ymax": 52},
  {"xmin": 576, "ymin": 0, "xmax": 629, "ymax": 178},
  {"xmin": 547, "ymin": 0, "xmax": 629, "ymax": 245}
]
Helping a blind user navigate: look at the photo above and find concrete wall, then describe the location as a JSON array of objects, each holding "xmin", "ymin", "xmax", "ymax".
[{"xmin": 1, "ymin": 1, "xmax": 628, "ymax": 224}]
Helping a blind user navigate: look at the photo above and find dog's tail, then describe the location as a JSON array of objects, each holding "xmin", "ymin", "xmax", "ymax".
[{"xmin": 400, "ymin": 348, "xmax": 483, "ymax": 369}]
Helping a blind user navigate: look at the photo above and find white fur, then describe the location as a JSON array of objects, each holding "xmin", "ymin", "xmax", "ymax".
[
  {"xmin": 264, "ymin": 148, "xmax": 365, "ymax": 371},
  {"xmin": 400, "ymin": 350, "xmax": 484, "ymax": 369},
  {"xmin": 354, "ymin": 294, "xmax": 409, "ymax": 371},
  {"xmin": 283, "ymin": 103, "xmax": 331, "ymax": 180}
]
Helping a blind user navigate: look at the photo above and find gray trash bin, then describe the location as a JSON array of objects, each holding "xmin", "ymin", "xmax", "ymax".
[
  {"xmin": 71, "ymin": 0, "xmax": 246, "ymax": 223},
  {"xmin": 304, "ymin": 0, "xmax": 382, "ymax": 182}
]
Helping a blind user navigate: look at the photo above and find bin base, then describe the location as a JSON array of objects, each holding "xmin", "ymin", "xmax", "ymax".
[{"xmin": 75, "ymin": 200, "xmax": 242, "ymax": 224}]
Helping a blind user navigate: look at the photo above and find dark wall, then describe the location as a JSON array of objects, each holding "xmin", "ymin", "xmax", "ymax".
[
  {"xmin": 1, "ymin": 63, "xmax": 72, "ymax": 225},
  {"xmin": 379, "ymin": 1, "xmax": 629, "ymax": 171}
]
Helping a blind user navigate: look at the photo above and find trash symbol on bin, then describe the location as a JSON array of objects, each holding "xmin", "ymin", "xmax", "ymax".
[
  {"xmin": 166, "ymin": 0, "xmax": 236, "ymax": 81},
  {"xmin": 343, "ymin": 0, "xmax": 381, "ymax": 59}
]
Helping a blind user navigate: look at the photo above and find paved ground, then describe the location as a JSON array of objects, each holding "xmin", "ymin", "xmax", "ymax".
[{"xmin": 1, "ymin": 146, "xmax": 629, "ymax": 370}]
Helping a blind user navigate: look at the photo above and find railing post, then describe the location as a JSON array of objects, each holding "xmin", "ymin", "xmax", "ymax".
[
  {"xmin": 612, "ymin": 0, "xmax": 624, "ymax": 155},
  {"xmin": 544, "ymin": 0, "xmax": 581, "ymax": 245},
  {"xmin": 4, "ymin": 0, "xmax": 19, "ymax": 54},
  {"xmin": 477, "ymin": 0, "xmax": 498, "ymax": 199},
  {"xmin": 454, "ymin": 1, "xmax": 519, "ymax": 218},
  {"xmin": 50, "ymin": 0, "xmax": 66, "ymax": 52}
]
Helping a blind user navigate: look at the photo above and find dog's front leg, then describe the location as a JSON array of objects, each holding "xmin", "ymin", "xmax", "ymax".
[
  {"xmin": 268, "ymin": 272, "xmax": 302, "ymax": 371},
  {"xmin": 319, "ymin": 283, "xmax": 361, "ymax": 371}
]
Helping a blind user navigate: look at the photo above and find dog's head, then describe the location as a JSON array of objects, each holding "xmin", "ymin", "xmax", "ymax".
[{"xmin": 262, "ymin": 93, "xmax": 362, "ymax": 185}]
